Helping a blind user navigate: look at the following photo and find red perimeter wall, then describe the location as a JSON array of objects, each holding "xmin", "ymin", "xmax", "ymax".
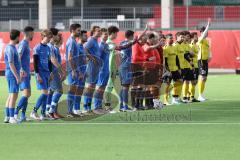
[{"xmin": 0, "ymin": 30, "xmax": 239, "ymax": 71}]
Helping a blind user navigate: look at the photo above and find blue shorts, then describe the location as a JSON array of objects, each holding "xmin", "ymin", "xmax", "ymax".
[
  {"xmin": 85, "ymin": 61, "xmax": 101, "ymax": 84},
  {"xmin": 97, "ymin": 71, "xmax": 109, "ymax": 87},
  {"xmin": 50, "ymin": 72, "xmax": 63, "ymax": 92},
  {"xmin": 67, "ymin": 71, "xmax": 86, "ymax": 87},
  {"xmin": 119, "ymin": 67, "xmax": 132, "ymax": 85},
  {"xmin": 77, "ymin": 78, "xmax": 85, "ymax": 88},
  {"xmin": 20, "ymin": 74, "xmax": 31, "ymax": 90},
  {"xmin": 36, "ymin": 72, "xmax": 50, "ymax": 90},
  {"xmin": 6, "ymin": 76, "xmax": 19, "ymax": 93}
]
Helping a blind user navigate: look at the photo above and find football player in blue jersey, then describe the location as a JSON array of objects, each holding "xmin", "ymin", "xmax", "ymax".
[
  {"xmin": 4, "ymin": 29, "xmax": 21, "ymax": 124},
  {"xmin": 30, "ymin": 29, "xmax": 53, "ymax": 121},
  {"xmin": 14, "ymin": 26, "xmax": 34, "ymax": 122},
  {"xmin": 65, "ymin": 24, "xmax": 82, "ymax": 117}
]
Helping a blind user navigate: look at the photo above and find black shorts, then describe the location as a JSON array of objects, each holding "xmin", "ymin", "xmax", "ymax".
[
  {"xmin": 144, "ymin": 67, "xmax": 159, "ymax": 85},
  {"xmin": 131, "ymin": 63, "xmax": 144, "ymax": 85},
  {"xmin": 181, "ymin": 68, "xmax": 194, "ymax": 81},
  {"xmin": 171, "ymin": 70, "xmax": 182, "ymax": 82},
  {"xmin": 193, "ymin": 68, "xmax": 199, "ymax": 80},
  {"xmin": 198, "ymin": 60, "xmax": 208, "ymax": 77}
]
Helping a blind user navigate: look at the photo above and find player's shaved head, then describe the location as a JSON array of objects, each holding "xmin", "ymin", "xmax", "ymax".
[
  {"xmin": 24, "ymin": 26, "xmax": 34, "ymax": 33},
  {"xmin": 23, "ymin": 26, "xmax": 34, "ymax": 41},
  {"xmin": 125, "ymin": 30, "xmax": 134, "ymax": 39}
]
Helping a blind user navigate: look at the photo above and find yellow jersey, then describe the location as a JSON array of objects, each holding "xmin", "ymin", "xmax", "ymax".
[
  {"xmin": 181, "ymin": 42, "xmax": 192, "ymax": 69},
  {"xmin": 190, "ymin": 42, "xmax": 199, "ymax": 68},
  {"xmin": 173, "ymin": 42, "xmax": 185, "ymax": 69},
  {"xmin": 163, "ymin": 45, "xmax": 178, "ymax": 72},
  {"xmin": 197, "ymin": 38, "xmax": 210, "ymax": 60}
]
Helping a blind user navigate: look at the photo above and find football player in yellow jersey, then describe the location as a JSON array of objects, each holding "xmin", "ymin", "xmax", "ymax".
[
  {"xmin": 181, "ymin": 31, "xmax": 195, "ymax": 103},
  {"xmin": 163, "ymin": 34, "xmax": 182, "ymax": 105},
  {"xmin": 189, "ymin": 32, "xmax": 200, "ymax": 102},
  {"xmin": 197, "ymin": 18, "xmax": 211, "ymax": 102},
  {"xmin": 172, "ymin": 32, "xmax": 185, "ymax": 104}
]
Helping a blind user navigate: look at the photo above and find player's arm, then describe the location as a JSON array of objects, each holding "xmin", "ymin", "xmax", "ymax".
[
  {"xmin": 17, "ymin": 44, "xmax": 27, "ymax": 78},
  {"xmin": 84, "ymin": 39, "xmax": 98, "ymax": 64},
  {"xmin": 18, "ymin": 45, "xmax": 23, "ymax": 70},
  {"xmin": 136, "ymin": 24, "xmax": 148, "ymax": 41},
  {"xmin": 33, "ymin": 50, "xmax": 43, "ymax": 83},
  {"xmin": 84, "ymin": 47, "xmax": 98, "ymax": 66},
  {"xmin": 67, "ymin": 42, "xmax": 78, "ymax": 78},
  {"xmin": 68, "ymin": 52, "xmax": 78, "ymax": 78},
  {"xmin": 184, "ymin": 52, "xmax": 194, "ymax": 67},
  {"xmin": 9, "ymin": 63, "xmax": 20, "ymax": 84},
  {"xmin": 8, "ymin": 50, "xmax": 20, "ymax": 84},
  {"xmin": 198, "ymin": 18, "xmax": 211, "ymax": 42},
  {"xmin": 68, "ymin": 51, "xmax": 77, "ymax": 70},
  {"xmin": 50, "ymin": 56, "xmax": 61, "ymax": 69},
  {"xmin": 176, "ymin": 55, "xmax": 181, "ymax": 71},
  {"xmin": 50, "ymin": 48, "xmax": 66, "ymax": 79},
  {"xmin": 143, "ymin": 42, "xmax": 161, "ymax": 52},
  {"xmin": 164, "ymin": 57, "xmax": 170, "ymax": 72},
  {"xmin": 116, "ymin": 25, "xmax": 149, "ymax": 51},
  {"xmin": 48, "ymin": 56, "xmax": 54, "ymax": 81},
  {"xmin": 163, "ymin": 49, "xmax": 169, "ymax": 71},
  {"xmin": 50, "ymin": 50, "xmax": 62, "ymax": 73},
  {"xmin": 115, "ymin": 41, "xmax": 135, "ymax": 51},
  {"xmin": 68, "ymin": 47, "xmax": 76, "ymax": 69}
]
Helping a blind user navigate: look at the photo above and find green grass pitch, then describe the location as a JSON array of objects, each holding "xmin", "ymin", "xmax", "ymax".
[{"xmin": 0, "ymin": 74, "xmax": 240, "ymax": 160}]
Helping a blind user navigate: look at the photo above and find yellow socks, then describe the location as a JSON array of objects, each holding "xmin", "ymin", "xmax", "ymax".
[
  {"xmin": 164, "ymin": 84, "xmax": 170, "ymax": 104},
  {"xmin": 182, "ymin": 82, "xmax": 189, "ymax": 98},
  {"xmin": 189, "ymin": 83, "xmax": 196, "ymax": 98},
  {"xmin": 173, "ymin": 81, "xmax": 180, "ymax": 96},
  {"xmin": 198, "ymin": 80, "xmax": 206, "ymax": 95},
  {"xmin": 175, "ymin": 81, "xmax": 183, "ymax": 97}
]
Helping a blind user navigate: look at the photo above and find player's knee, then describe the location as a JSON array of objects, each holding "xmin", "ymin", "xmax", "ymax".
[
  {"xmin": 193, "ymin": 80, "xmax": 198, "ymax": 85},
  {"xmin": 122, "ymin": 84, "xmax": 130, "ymax": 88},
  {"xmin": 42, "ymin": 90, "xmax": 48, "ymax": 95},
  {"xmin": 76, "ymin": 88, "xmax": 84, "ymax": 95},
  {"xmin": 69, "ymin": 85, "xmax": 77, "ymax": 93},
  {"xmin": 184, "ymin": 81, "xmax": 190, "ymax": 85},
  {"xmin": 86, "ymin": 86, "xmax": 95, "ymax": 94},
  {"xmin": 23, "ymin": 90, "xmax": 31, "ymax": 98},
  {"xmin": 13, "ymin": 93, "xmax": 19, "ymax": 98},
  {"xmin": 201, "ymin": 76, "xmax": 207, "ymax": 81}
]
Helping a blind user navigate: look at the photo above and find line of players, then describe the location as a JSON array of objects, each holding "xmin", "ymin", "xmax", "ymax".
[
  {"xmin": 162, "ymin": 19, "xmax": 211, "ymax": 105},
  {"xmin": 3, "ymin": 19, "xmax": 211, "ymax": 124}
]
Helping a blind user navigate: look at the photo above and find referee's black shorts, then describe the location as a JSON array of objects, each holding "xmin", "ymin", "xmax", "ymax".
[
  {"xmin": 198, "ymin": 60, "xmax": 208, "ymax": 77},
  {"xmin": 144, "ymin": 67, "xmax": 160, "ymax": 86},
  {"xmin": 131, "ymin": 63, "xmax": 144, "ymax": 85}
]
